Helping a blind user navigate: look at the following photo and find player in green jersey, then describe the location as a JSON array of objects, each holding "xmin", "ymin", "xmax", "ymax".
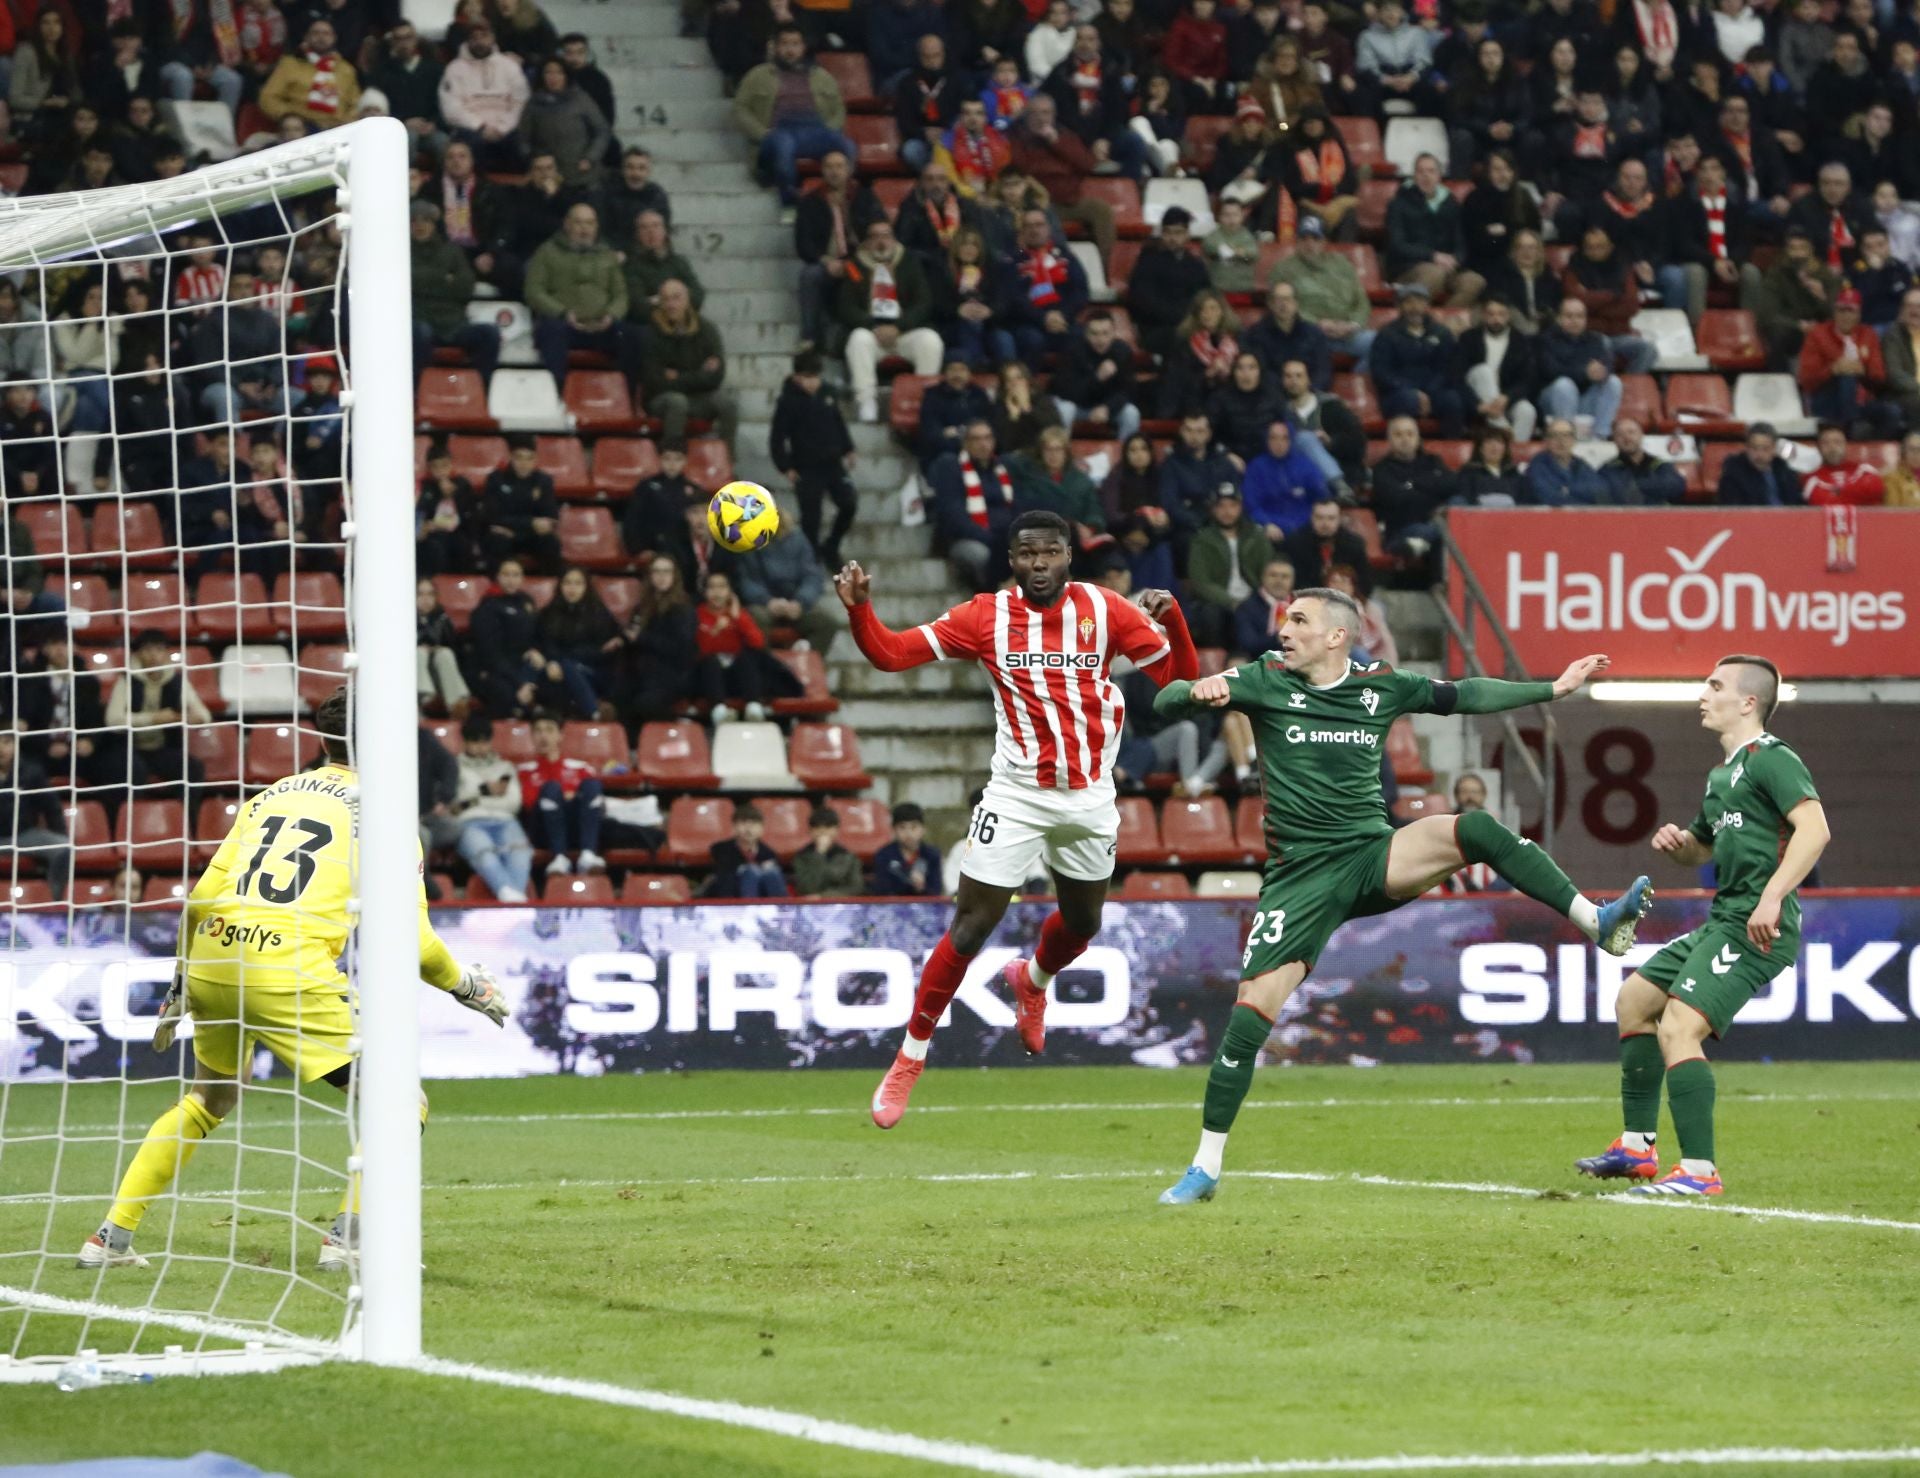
[
  {"xmin": 1151, "ymin": 587, "xmax": 1654, "ymax": 1205},
  {"xmin": 1576, "ymin": 654, "xmax": 1828, "ymax": 1197}
]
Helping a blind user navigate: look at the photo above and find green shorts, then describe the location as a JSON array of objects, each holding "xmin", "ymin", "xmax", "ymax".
[
  {"xmin": 1240, "ymin": 836, "xmax": 1404, "ymax": 980},
  {"xmin": 1638, "ymin": 919, "xmax": 1798, "ymax": 1038}
]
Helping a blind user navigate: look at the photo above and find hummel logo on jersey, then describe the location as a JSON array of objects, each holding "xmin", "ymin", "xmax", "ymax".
[
  {"xmin": 1360, "ymin": 688, "xmax": 1380, "ymax": 716},
  {"xmin": 1289, "ymin": 692, "xmax": 1307, "ymax": 708},
  {"xmin": 1711, "ymin": 944, "xmax": 1741, "ymax": 975},
  {"xmin": 1679, "ymin": 978, "xmax": 1697, "ymax": 992},
  {"xmin": 1731, "ymin": 762, "xmax": 1746, "ymax": 790}
]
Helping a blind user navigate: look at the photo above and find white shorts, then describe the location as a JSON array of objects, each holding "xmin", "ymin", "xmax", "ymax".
[{"xmin": 957, "ymin": 777, "xmax": 1120, "ymax": 889}]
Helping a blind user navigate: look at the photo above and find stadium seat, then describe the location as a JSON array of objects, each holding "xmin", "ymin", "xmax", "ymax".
[
  {"xmin": 193, "ymin": 573, "xmax": 279, "ymax": 642},
  {"xmin": 1355, "ymin": 177, "xmax": 1396, "ymax": 237},
  {"xmin": 683, "ymin": 438, "xmax": 734, "ymax": 490},
  {"xmin": 4, "ymin": 879, "xmax": 54, "ymax": 908},
  {"xmin": 595, "ymin": 576, "xmax": 641, "ymax": 627},
  {"xmin": 125, "ymin": 573, "xmax": 186, "ymax": 631},
  {"xmin": 429, "ymin": 871, "xmax": 459, "ymax": 900},
  {"xmin": 1115, "ymin": 795, "xmax": 1162, "ymax": 866},
  {"xmin": 185, "ymin": 647, "xmax": 227, "ymax": 712},
  {"xmin": 1428, "ymin": 439, "xmax": 1472, "ymax": 470},
  {"xmin": 464, "ymin": 874, "xmax": 497, "ymax": 902},
  {"xmin": 491, "ymin": 720, "xmax": 536, "ymax": 763},
  {"xmin": 1335, "ymin": 117, "xmax": 1386, "ymax": 175},
  {"xmin": 218, "ymin": 644, "xmax": 299, "ymax": 713},
  {"xmin": 1116, "ymin": 871, "xmax": 1193, "ymax": 900},
  {"xmin": 16, "ymin": 499, "xmax": 85, "ymax": 560},
  {"xmin": 788, "ymin": 724, "xmax": 871, "ymax": 790},
  {"xmin": 562, "ymin": 721, "xmax": 630, "ymax": 772},
  {"xmin": 422, "ymin": 718, "xmax": 462, "ymax": 755},
  {"xmin": 1344, "ymin": 506, "xmax": 1390, "ymax": 571},
  {"xmin": 1181, "ymin": 116, "xmax": 1233, "ymax": 174},
  {"xmin": 490, "ymin": 367, "xmax": 569, "ymax": 432},
  {"xmin": 1071, "ymin": 438, "xmax": 1122, "ymax": 475},
  {"xmin": 87, "ymin": 501, "xmax": 169, "ymax": 569},
  {"xmin": 771, "ymin": 647, "xmax": 836, "ymax": 716},
  {"xmin": 195, "ymin": 795, "xmax": 244, "ymax": 864},
  {"xmin": 826, "ymin": 797, "xmax": 890, "ymax": 862},
  {"xmin": 1195, "ymin": 870, "xmax": 1261, "ymax": 898},
  {"xmin": 817, "ymin": 52, "xmax": 875, "ymax": 109},
  {"xmin": 433, "ymin": 575, "xmax": 488, "ymax": 635},
  {"xmin": 244, "ymin": 723, "xmax": 321, "ymax": 785},
  {"xmin": 468, "ymin": 299, "xmax": 538, "ymax": 365},
  {"xmin": 66, "ymin": 800, "xmax": 114, "ymax": 873},
  {"xmin": 1144, "ymin": 177, "xmax": 1210, "ymax": 230},
  {"xmin": 714, "ymin": 721, "xmax": 798, "ymax": 791},
  {"xmin": 159, "ymin": 98, "xmax": 237, "ymax": 160},
  {"xmin": 1160, "ymin": 796, "xmax": 1240, "ymax": 864},
  {"xmin": 1383, "ymin": 117, "xmax": 1447, "ymax": 177},
  {"xmin": 622, "ymin": 872, "xmax": 693, "ymax": 903},
  {"xmin": 142, "ymin": 876, "xmax": 191, "ymax": 903},
  {"xmin": 889, "ymin": 374, "xmax": 932, "ymax": 439},
  {"xmin": 752, "ymin": 796, "xmax": 812, "ymax": 857},
  {"xmin": 1333, "ymin": 372, "xmax": 1382, "ymax": 433},
  {"xmin": 1387, "ymin": 717, "xmax": 1432, "ymax": 784},
  {"xmin": 448, "ymin": 433, "xmax": 508, "ymax": 485},
  {"xmin": 1663, "ymin": 373, "xmax": 1739, "ymax": 436},
  {"xmin": 1733, "ymin": 373, "xmax": 1814, "ymax": 436},
  {"xmin": 525, "ymin": 573, "xmax": 556, "ymax": 604},
  {"xmin": 1697, "ymin": 309, "xmax": 1767, "ymax": 373},
  {"xmin": 1618, "ymin": 374, "xmax": 1666, "ymax": 433},
  {"xmin": 1080, "ymin": 176, "xmax": 1147, "ymax": 237},
  {"xmin": 417, "ymin": 367, "xmax": 494, "ymax": 430},
  {"xmin": 1070, "ymin": 242, "xmax": 1111, "ymax": 302},
  {"xmin": 278, "ymin": 572, "xmax": 348, "ymax": 638},
  {"xmin": 1332, "ymin": 245, "xmax": 1386, "ymax": 304},
  {"xmin": 1630, "ymin": 309, "xmax": 1707, "ymax": 371},
  {"xmin": 637, "ymin": 721, "xmax": 716, "ymax": 789},
  {"xmin": 664, "ymin": 795, "xmax": 733, "ymax": 865},
  {"xmin": 558, "ymin": 505, "xmax": 623, "ymax": 570},
  {"xmin": 545, "ymin": 873, "xmax": 615, "ymax": 904},
  {"xmin": 1107, "ymin": 240, "xmax": 1141, "ymax": 292},
  {"xmin": 593, "ymin": 436, "xmax": 658, "ymax": 493},
  {"xmin": 298, "ymin": 643, "xmax": 352, "ymax": 711},
  {"xmin": 1392, "ymin": 793, "xmax": 1454, "ymax": 822},
  {"xmin": 537, "ymin": 435, "xmax": 592, "ymax": 498},
  {"xmin": 188, "ymin": 723, "xmax": 242, "ymax": 784},
  {"xmin": 846, "ymin": 115, "xmax": 904, "ymax": 174},
  {"xmin": 126, "ymin": 799, "xmax": 186, "ymax": 874},
  {"xmin": 1234, "ymin": 795, "xmax": 1266, "ymax": 857}
]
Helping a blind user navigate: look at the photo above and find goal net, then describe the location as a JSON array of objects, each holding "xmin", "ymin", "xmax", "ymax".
[{"xmin": 0, "ymin": 117, "xmax": 420, "ymax": 1381}]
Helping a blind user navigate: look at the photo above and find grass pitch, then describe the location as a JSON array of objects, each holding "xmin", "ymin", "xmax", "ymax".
[{"xmin": 4, "ymin": 1061, "xmax": 1919, "ymax": 1477}]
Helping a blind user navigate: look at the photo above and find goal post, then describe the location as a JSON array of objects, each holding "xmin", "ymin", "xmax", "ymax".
[{"xmin": 0, "ymin": 115, "xmax": 420, "ymax": 1379}]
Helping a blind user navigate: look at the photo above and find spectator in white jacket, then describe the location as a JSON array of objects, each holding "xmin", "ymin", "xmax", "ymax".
[
  {"xmin": 438, "ymin": 21, "xmax": 532, "ymax": 171},
  {"xmin": 452, "ymin": 711, "xmax": 534, "ymax": 902},
  {"xmin": 1025, "ymin": 0, "xmax": 1076, "ymax": 82}
]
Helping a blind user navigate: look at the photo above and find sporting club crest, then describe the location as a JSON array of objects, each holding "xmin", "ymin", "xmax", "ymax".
[{"xmin": 1078, "ymin": 615, "xmax": 1096, "ymax": 644}]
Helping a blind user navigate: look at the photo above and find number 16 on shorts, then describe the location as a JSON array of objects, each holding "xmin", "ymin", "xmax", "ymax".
[{"xmin": 1242, "ymin": 908, "xmax": 1286, "ymax": 971}]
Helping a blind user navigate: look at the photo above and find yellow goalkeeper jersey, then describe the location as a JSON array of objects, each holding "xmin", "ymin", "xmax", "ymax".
[{"xmin": 186, "ymin": 762, "xmax": 462, "ymax": 993}]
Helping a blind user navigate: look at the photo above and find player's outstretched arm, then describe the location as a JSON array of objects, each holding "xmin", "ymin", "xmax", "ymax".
[
  {"xmin": 1649, "ymin": 822, "xmax": 1713, "ymax": 868},
  {"xmin": 835, "ymin": 560, "xmax": 942, "ymax": 673},
  {"xmin": 1153, "ymin": 673, "xmax": 1232, "ymax": 719},
  {"xmin": 1746, "ymin": 798, "xmax": 1830, "ymax": 954},
  {"xmin": 1134, "ymin": 590, "xmax": 1201, "ymax": 684},
  {"xmin": 1443, "ymin": 656, "xmax": 1608, "ymax": 715}
]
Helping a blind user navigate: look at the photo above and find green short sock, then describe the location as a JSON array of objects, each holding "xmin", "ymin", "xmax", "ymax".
[
  {"xmin": 1202, "ymin": 1005, "xmax": 1273, "ymax": 1134},
  {"xmin": 1620, "ymin": 1034, "xmax": 1664, "ymax": 1137},
  {"xmin": 1456, "ymin": 810, "xmax": 1579, "ymax": 917},
  {"xmin": 1665, "ymin": 1058, "xmax": 1716, "ymax": 1164}
]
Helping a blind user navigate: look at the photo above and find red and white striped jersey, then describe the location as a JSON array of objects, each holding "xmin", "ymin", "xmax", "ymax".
[
  {"xmin": 173, "ymin": 262, "xmax": 227, "ymax": 312},
  {"xmin": 916, "ymin": 583, "xmax": 1172, "ymax": 791}
]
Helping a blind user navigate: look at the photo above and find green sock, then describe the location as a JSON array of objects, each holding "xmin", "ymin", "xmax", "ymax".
[
  {"xmin": 1665, "ymin": 1059, "xmax": 1716, "ymax": 1164},
  {"xmin": 1620, "ymin": 1033, "xmax": 1664, "ymax": 1137},
  {"xmin": 1202, "ymin": 1005, "xmax": 1273, "ymax": 1134},
  {"xmin": 1456, "ymin": 810, "xmax": 1579, "ymax": 916}
]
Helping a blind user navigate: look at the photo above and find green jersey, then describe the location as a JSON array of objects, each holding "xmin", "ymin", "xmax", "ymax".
[
  {"xmin": 1686, "ymin": 732, "xmax": 1819, "ymax": 932},
  {"xmin": 1158, "ymin": 657, "xmax": 1553, "ymax": 859}
]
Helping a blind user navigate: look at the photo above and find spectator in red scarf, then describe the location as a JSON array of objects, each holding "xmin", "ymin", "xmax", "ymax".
[
  {"xmin": 1159, "ymin": 289, "xmax": 1240, "ymax": 418},
  {"xmin": 258, "ymin": 17, "xmax": 360, "ymax": 129},
  {"xmin": 1007, "ymin": 91, "xmax": 1115, "ymax": 260},
  {"xmin": 1002, "ymin": 204, "xmax": 1088, "ymax": 361},
  {"xmin": 1799, "ymin": 290, "xmax": 1899, "ymax": 437},
  {"xmin": 895, "ymin": 159, "xmax": 987, "ymax": 279},
  {"xmin": 1803, "ymin": 423, "xmax": 1888, "ymax": 505},
  {"xmin": 935, "ymin": 96, "xmax": 1011, "ymax": 199},
  {"xmin": 895, "ymin": 32, "xmax": 962, "ymax": 171},
  {"xmin": 1786, "ymin": 162, "xmax": 1872, "ymax": 272},
  {"xmin": 837, "ymin": 216, "xmax": 944, "ymax": 422},
  {"xmin": 1662, "ymin": 153, "xmax": 1760, "ymax": 324},
  {"xmin": 929, "ymin": 419, "xmax": 1025, "ymax": 590},
  {"xmin": 794, "ymin": 148, "xmax": 885, "ymax": 348},
  {"xmin": 1040, "ymin": 24, "xmax": 1151, "ymax": 181}
]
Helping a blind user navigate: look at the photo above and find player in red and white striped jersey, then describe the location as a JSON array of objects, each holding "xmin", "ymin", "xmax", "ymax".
[{"xmin": 836, "ymin": 510, "xmax": 1200, "ymax": 1127}]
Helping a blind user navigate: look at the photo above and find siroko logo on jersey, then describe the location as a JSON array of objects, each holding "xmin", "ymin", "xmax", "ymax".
[
  {"xmin": 1004, "ymin": 650, "xmax": 1102, "ymax": 670},
  {"xmin": 1284, "ymin": 724, "xmax": 1379, "ymax": 747},
  {"xmin": 1501, "ymin": 529, "xmax": 1906, "ymax": 646},
  {"xmin": 199, "ymin": 915, "xmax": 286, "ymax": 952}
]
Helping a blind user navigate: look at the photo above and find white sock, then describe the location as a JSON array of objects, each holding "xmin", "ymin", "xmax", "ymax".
[
  {"xmin": 1193, "ymin": 1129, "xmax": 1227, "ymax": 1178},
  {"xmin": 1029, "ymin": 959, "xmax": 1055, "ymax": 990},
  {"xmin": 1570, "ymin": 896, "xmax": 1601, "ymax": 940},
  {"xmin": 1622, "ymin": 1131, "xmax": 1655, "ymax": 1153},
  {"xmin": 899, "ymin": 1034, "xmax": 929, "ymax": 1062},
  {"xmin": 1680, "ymin": 1157, "xmax": 1716, "ymax": 1177}
]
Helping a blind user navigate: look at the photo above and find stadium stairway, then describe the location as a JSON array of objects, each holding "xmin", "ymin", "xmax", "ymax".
[{"xmin": 554, "ymin": 0, "xmax": 997, "ymax": 823}]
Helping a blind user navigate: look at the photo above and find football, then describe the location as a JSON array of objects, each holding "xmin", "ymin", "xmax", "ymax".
[{"xmin": 707, "ymin": 481, "xmax": 780, "ymax": 553}]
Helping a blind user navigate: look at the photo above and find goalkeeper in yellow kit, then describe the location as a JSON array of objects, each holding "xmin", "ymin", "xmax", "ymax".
[{"xmin": 78, "ymin": 688, "xmax": 508, "ymax": 1273}]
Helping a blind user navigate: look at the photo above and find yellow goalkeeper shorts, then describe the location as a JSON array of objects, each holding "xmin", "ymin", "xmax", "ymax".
[{"xmin": 185, "ymin": 971, "xmax": 356, "ymax": 1083}]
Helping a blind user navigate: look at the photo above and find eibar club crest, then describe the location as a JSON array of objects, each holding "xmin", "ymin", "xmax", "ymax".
[
  {"xmin": 1078, "ymin": 615, "xmax": 1096, "ymax": 644},
  {"xmin": 1360, "ymin": 687, "xmax": 1380, "ymax": 716}
]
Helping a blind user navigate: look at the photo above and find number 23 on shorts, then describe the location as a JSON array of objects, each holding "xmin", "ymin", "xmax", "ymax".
[{"xmin": 1242, "ymin": 908, "xmax": 1286, "ymax": 970}]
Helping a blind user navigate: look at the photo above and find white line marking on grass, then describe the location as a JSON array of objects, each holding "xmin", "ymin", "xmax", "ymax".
[
  {"xmin": 411, "ymin": 1355, "xmax": 1098, "ymax": 1478},
  {"xmin": 0, "ymin": 1283, "xmax": 335, "ymax": 1356},
  {"xmin": 1097, "ymin": 1446, "xmax": 1920, "ymax": 1474}
]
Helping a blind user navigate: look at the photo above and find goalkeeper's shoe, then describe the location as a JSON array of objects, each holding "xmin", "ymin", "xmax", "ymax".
[
  {"xmin": 1575, "ymin": 1137, "xmax": 1660, "ymax": 1180},
  {"xmin": 1632, "ymin": 1165, "xmax": 1724, "ymax": 1197},
  {"xmin": 1157, "ymin": 1167, "xmax": 1219, "ymax": 1205},
  {"xmin": 1596, "ymin": 876, "xmax": 1655, "ymax": 957},
  {"xmin": 76, "ymin": 1230, "xmax": 149, "ymax": 1269},
  {"xmin": 316, "ymin": 1233, "xmax": 356, "ymax": 1273},
  {"xmin": 1003, "ymin": 958, "xmax": 1047, "ymax": 1055},
  {"xmin": 870, "ymin": 1050, "xmax": 925, "ymax": 1129}
]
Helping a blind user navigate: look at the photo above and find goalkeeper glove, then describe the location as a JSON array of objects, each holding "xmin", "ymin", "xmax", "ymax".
[
  {"xmin": 153, "ymin": 968, "xmax": 187, "ymax": 1053},
  {"xmin": 453, "ymin": 965, "xmax": 508, "ymax": 1028}
]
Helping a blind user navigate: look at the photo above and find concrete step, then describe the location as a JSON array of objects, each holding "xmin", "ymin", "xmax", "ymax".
[
  {"xmin": 704, "ymin": 291, "xmax": 797, "ymax": 324},
  {"xmin": 678, "ymin": 223, "xmax": 791, "ymax": 259},
  {"xmin": 819, "ymin": 554, "xmax": 951, "ymax": 594},
  {"xmin": 887, "ymin": 774, "xmax": 972, "ymax": 810},
  {"xmin": 672, "ymin": 192, "xmax": 784, "ymax": 228},
  {"xmin": 712, "ymin": 321, "xmax": 806, "ymax": 354},
  {"xmin": 842, "ymin": 523, "xmax": 937, "ymax": 559},
  {"xmin": 830, "ymin": 661, "xmax": 993, "ymax": 697},
  {"xmin": 624, "ymin": 96, "xmax": 737, "ymax": 133},
  {"xmin": 599, "ymin": 61, "xmax": 723, "ymax": 99},
  {"xmin": 735, "ymin": 386, "xmax": 779, "ymax": 419},
  {"xmin": 868, "ymin": 591, "xmax": 947, "ymax": 627},
  {"xmin": 645, "ymin": 135, "xmax": 752, "ymax": 167},
  {"xmin": 837, "ymin": 698, "xmax": 995, "ymax": 734},
  {"xmin": 862, "ymin": 733, "xmax": 999, "ymax": 773},
  {"xmin": 699, "ymin": 256, "xmax": 800, "ymax": 292},
  {"xmin": 648, "ymin": 160, "xmax": 756, "ymax": 191},
  {"xmin": 597, "ymin": 36, "xmax": 713, "ymax": 67},
  {"xmin": 730, "ymin": 352, "xmax": 805, "ymax": 391},
  {"xmin": 545, "ymin": 1, "xmax": 685, "ymax": 39}
]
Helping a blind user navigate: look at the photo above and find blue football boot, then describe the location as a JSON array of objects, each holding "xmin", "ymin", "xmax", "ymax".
[
  {"xmin": 1157, "ymin": 1167, "xmax": 1218, "ymax": 1205},
  {"xmin": 1574, "ymin": 1137, "xmax": 1660, "ymax": 1181},
  {"xmin": 1596, "ymin": 875, "xmax": 1655, "ymax": 956}
]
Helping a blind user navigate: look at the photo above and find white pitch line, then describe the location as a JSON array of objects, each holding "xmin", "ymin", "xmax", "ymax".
[
  {"xmin": 0, "ymin": 1282, "xmax": 336, "ymax": 1357},
  {"xmin": 1097, "ymin": 1446, "xmax": 1920, "ymax": 1475}
]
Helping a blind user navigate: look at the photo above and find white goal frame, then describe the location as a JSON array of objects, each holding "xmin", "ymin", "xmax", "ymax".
[{"xmin": 0, "ymin": 116, "xmax": 420, "ymax": 1373}]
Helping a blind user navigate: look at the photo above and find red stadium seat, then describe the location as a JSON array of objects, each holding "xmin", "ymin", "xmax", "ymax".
[
  {"xmin": 125, "ymin": 573, "xmax": 186, "ymax": 630},
  {"xmin": 492, "ymin": 720, "xmax": 536, "ymax": 763},
  {"xmin": 817, "ymin": 52, "xmax": 876, "ymax": 109},
  {"xmin": 1160, "ymin": 796, "xmax": 1240, "ymax": 864},
  {"xmin": 622, "ymin": 872, "xmax": 693, "ymax": 903},
  {"xmin": 464, "ymin": 873, "xmax": 496, "ymax": 902},
  {"xmin": 537, "ymin": 435, "xmax": 593, "ymax": 498},
  {"xmin": 1343, "ymin": 507, "xmax": 1392, "ymax": 571},
  {"xmin": 126, "ymin": 799, "xmax": 186, "ymax": 873},
  {"xmin": 447, "ymin": 433, "xmax": 508, "ymax": 485},
  {"xmin": 422, "ymin": 718, "xmax": 462, "ymax": 755},
  {"xmin": 417, "ymin": 368, "xmax": 494, "ymax": 430},
  {"xmin": 1697, "ymin": 310, "xmax": 1767, "ymax": 372},
  {"xmin": 1387, "ymin": 716, "xmax": 1432, "ymax": 784},
  {"xmin": 772, "ymin": 647, "xmax": 836, "ymax": 716},
  {"xmin": 593, "ymin": 437, "xmax": 658, "ymax": 493},
  {"xmin": 637, "ymin": 721, "xmax": 715, "ymax": 789},
  {"xmin": 1117, "ymin": 871, "xmax": 1193, "ymax": 899},
  {"xmin": 277, "ymin": 572, "xmax": 347, "ymax": 639},
  {"xmin": 429, "ymin": 870, "xmax": 458, "ymax": 900},
  {"xmin": 873, "ymin": 177, "xmax": 913, "ymax": 213},
  {"xmin": 1335, "ymin": 116, "xmax": 1386, "ymax": 174},
  {"xmin": 4, "ymin": 879, "xmax": 54, "ymax": 908},
  {"xmin": 16, "ymin": 499, "xmax": 85, "ymax": 560},
  {"xmin": 1234, "ymin": 795, "xmax": 1267, "ymax": 857},
  {"xmin": 67, "ymin": 877, "xmax": 118, "ymax": 907},
  {"xmin": 86, "ymin": 501, "xmax": 169, "ymax": 569},
  {"xmin": 889, "ymin": 374, "xmax": 931, "ymax": 439},
  {"xmin": 753, "ymin": 796, "xmax": 812, "ymax": 858},
  {"xmin": 1333, "ymin": 372, "xmax": 1382, "ymax": 434},
  {"xmin": 1427, "ymin": 439, "xmax": 1471, "ymax": 470},
  {"xmin": 562, "ymin": 721, "xmax": 630, "ymax": 772},
  {"xmin": 1182, "ymin": 116, "xmax": 1234, "ymax": 174},
  {"xmin": 1355, "ymin": 177, "xmax": 1396, "ymax": 238},
  {"xmin": 299, "ymin": 643, "xmax": 352, "ymax": 711},
  {"xmin": 683, "ymin": 439, "xmax": 733, "ymax": 491},
  {"xmin": 1331, "ymin": 242, "xmax": 1387, "ymax": 302},
  {"xmin": 1618, "ymin": 373, "xmax": 1667, "ymax": 432},
  {"xmin": 188, "ymin": 723, "xmax": 242, "ymax": 784},
  {"xmin": 594, "ymin": 576, "xmax": 641, "ymax": 626},
  {"xmin": 1079, "ymin": 177, "xmax": 1146, "ymax": 237},
  {"xmin": 415, "ymin": 434, "xmax": 430, "ymax": 478},
  {"xmin": 564, "ymin": 371, "xmax": 635, "ymax": 433},
  {"xmin": 195, "ymin": 795, "xmax": 245, "ymax": 864},
  {"xmin": 193, "ymin": 573, "xmax": 280, "ymax": 642},
  {"xmin": 558, "ymin": 505, "xmax": 623, "ymax": 570},
  {"xmin": 244, "ymin": 723, "xmax": 321, "ymax": 785},
  {"xmin": 1664, "ymin": 373, "xmax": 1740, "ymax": 435},
  {"xmin": 826, "ymin": 797, "xmax": 889, "ymax": 862},
  {"xmin": 142, "ymin": 876, "xmax": 191, "ymax": 903},
  {"xmin": 1107, "ymin": 240, "xmax": 1142, "ymax": 292},
  {"xmin": 67, "ymin": 800, "xmax": 114, "ymax": 873},
  {"xmin": 665, "ymin": 795, "xmax": 733, "ymax": 865},
  {"xmin": 846, "ymin": 116, "xmax": 904, "ymax": 174},
  {"xmin": 1696, "ymin": 442, "xmax": 1740, "ymax": 501},
  {"xmin": 1115, "ymin": 795, "xmax": 1162, "ymax": 866},
  {"xmin": 788, "ymin": 724, "xmax": 870, "ymax": 790},
  {"xmin": 545, "ymin": 873, "xmax": 615, "ymax": 904}
]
